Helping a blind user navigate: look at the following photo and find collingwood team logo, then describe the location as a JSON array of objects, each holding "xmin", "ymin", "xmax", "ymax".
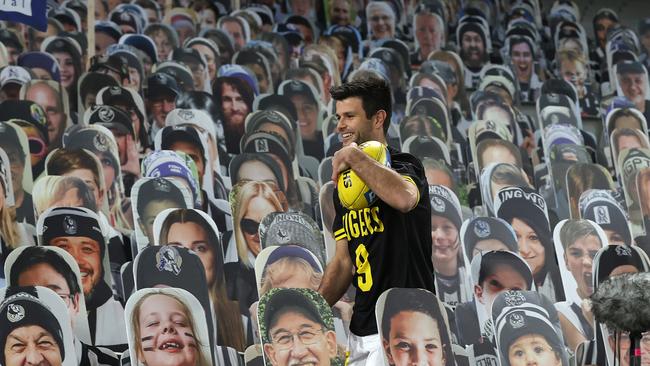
[
  {"xmin": 63, "ymin": 216, "xmax": 77, "ymax": 235},
  {"xmin": 156, "ymin": 246, "xmax": 183, "ymax": 275},
  {"xmin": 276, "ymin": 228, "xmax": 291, "ymax": 243},
  {"xmin": 503, "ymin": 290, "xmax": 526, "ymax": 307},
  {"xmin": 93, "ymin": 133, "xmax": 109, "ymax": 152},
  {"xmin": 508, "ymin": 312, "xmax": 526, "ymax": 329},
  {"xmin": 431, "ymin": 197, "xmax": 446, "ymax": 213},
  {"xmin": 616, "ymin": 245, "xmax": 632, "ymax": 256},
  {"xmin": 474, "ymin": 220, "xmax": 491, "ymax": 238},
  {"xmin": 98, "ymin": 106, "xmax": 115, "ymax": 123},
  {"xmin": 178, "ymin": 110, "xmax": 195, "ymax": 120},
  {"xmin": 6, "ymin": 303, "xmax": 25, "ymax": 323},
  {"xmin": 594, "ymin": 206, "xmax": 611, "ymax": 225}
]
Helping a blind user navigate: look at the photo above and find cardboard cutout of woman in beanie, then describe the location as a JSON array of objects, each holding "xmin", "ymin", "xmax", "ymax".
[
  {"xmin": 124, "ymin": 287, "xmax": 214, "ymax": 366},
  {"xmin": 553, "ymin": 219, "xmax": 608, "ymax": 352},
  {"xmin": 494, "ymin": 186, "xmax": 566, "ymax": 303},
  {"xmin": 0, "ymin": 286, "xmax": 77, "ymax": 366},
  {"xmin": 618, "ymin": 148, "xmax": 650, "ymax": 236},
  {"xmin": 258, "ymin": 288, "xmax": 343, "ymax": 366},
  {"xmin": 376, "ymin": 288, "xmax": 456, "ymax": 366},
  {"xmin": 592, "ymin": 245, "xmax": 650, "ymax": 366},
  {"xmin": 491, "ymin": 290, "xmax": 569, "ymax": 366},
  {"xmin": 153, "ymin": 207, "xmax": 247, "ymax": 351}
]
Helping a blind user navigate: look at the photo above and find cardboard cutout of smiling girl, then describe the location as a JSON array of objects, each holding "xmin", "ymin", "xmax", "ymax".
[
  {"xmin": 553, "ymin": 219, "xmax": 608, "ymax": 352},
  {"xmin": 125, "ymin": 287, "xmax": 214, "ymax": 366}
]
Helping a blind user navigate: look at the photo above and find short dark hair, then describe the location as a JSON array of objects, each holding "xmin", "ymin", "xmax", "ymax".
[
  {"xmin": 330, "ymin": 76, "xmax": 392, "ymax": 133},
  {"xmin": 381, "ymin": 288, "xmax": 454, "ymax": 366},
  {"xmin": 10, "ymin": 246, "xmax": 82, "ymax": 296}
]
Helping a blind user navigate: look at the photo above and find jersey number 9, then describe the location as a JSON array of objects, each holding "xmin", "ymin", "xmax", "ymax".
[{"xmin": 355, "ymin": 244, "xmax": 373, "ymax": 292}]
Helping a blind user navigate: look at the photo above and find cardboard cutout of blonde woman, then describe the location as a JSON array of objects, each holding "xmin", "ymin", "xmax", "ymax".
[
  {"xmin": 226, "ymin": 180, "xmax": 285, "ymax": 313},
  {"xmin": 491, "ymin": 290, "xmax": 569, "ymax": 366},
  {"xmin": 376, "ymin": 288, "xmax": 456, "ymax": 366},
  {"xmin": 0, "ymin": 121, "xmax": 34, "ymax": 227},
  {"xmin": 130, "ymin": 177, "xmax": 194, "ymax": 250},
  {"xmin": 258, "ymin": 211, "xmax": 326, "ymax": 267},
  {"xmin": 593, "ymin": 245, "xmax": 650, "ymax": 366},
  {"xmin": 125, "ymin": 288, "xmax": 214, "ymax": 366},
  {"xmin": 618, "ymin": 148, "xmax": 650, "ymax": 236},
  {"xmin": 32, "ymin": 175, "xmax": 99, "ymax": 221},
  {"xmin": 36, "ymin": 206, "xmax": 128, "ymax": 349},
  {"xmin": 494, "ymin": 186, "xmax": 566, "ymax": 303},
  {"xmin": 4, "ymin": 246, "xmax": 92, "ymax": 344},
  {"xmin": 0, "ymin": 286, "xmax": 77, "ymax": 366},
  {"xmin": 553, "ymin": 219, "xmax": 609, "ymax": 352},
  {"xmin": 258, "ymin": 288, "xmax": 343, "ymax": 366},
  {"xmin": 62, "ymin": 124, "xmax": 131, "ymax": 230},
  {"xmin": 610, "ymin": 128, "xmax": 650, "ymax": 178}
]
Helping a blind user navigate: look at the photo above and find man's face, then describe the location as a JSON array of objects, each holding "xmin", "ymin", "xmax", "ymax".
[
  {"xmin": 25, "ymin": 84, "xmax": 66, "ymax": 150},
  {"xmin": 49, "ymin": 236, "xmax": 103, "ymax": 297},
  {"xmin": 191, "ymin": 44, "xmax": 217, "ymax": 81},
  {"xmin": 511, "ymin": 42, "xmax": 533, "ymax": 82},
  {"xmin": 564, "ymin": 234, "xmax": 601, "ymax": 299},
  {"xmin": 170, "ymin": 140, "xmax": 205, "ymax": 184},
  {"xmin": 335, "ymin": 97, "xmax": 377, "ymax": 146},
  {"xmin": 475, "ymin": 263, "xmax": 528, "ymax": 313},
  {"xmin": 642, "ymin": 31, "xmax": 650, "ymax": 54},
  {"xmin": 264, "ymin": 311, "xmax": 337, "ymax": 366},
  {"xmin": 330, "ymin": 0, "xmax": 350, "ymax": 26},
  {"xmin": 17, "ymin": 262, "xmax": 80, "ymax": 322},
  {"xmin": 150, "ymin": 94, "xmax": 176, "ymax": 128},
  {"xmin": 221, "ymin": 82, "xmax": 249, "ymax": 132},
  {"xmin": 461, "ymin": 31, "xmax": 485, "ymax": 68},
  {"xmin": 619, "ymin": 72, "xmax": 648, "ymax": 109},
  {"xmin": 291, "ymin": 94, "xmax": 319, "ymax": 140},
  {"xmin": 290, "ymin": 0, "xmax": 312, "ymax": 17},
  {"xmin": 139, "ymin": 199, "xmax": 182, "ymax": 243},
  {"xmin": 384, "ymin": 311, "xmax": 445, "ymax": 366},
  {"xmin": 368, "ymin": 6, "xmax": 394, "ymax": 40},
  {"xmin": 4, "ymin": 325, "xmax": 63, "ymax": 366},
  {"xmin": 415, "ymin": 14, "xmax": 443, "ymax": 56},
  {"xmin": 221, "ymin": 21, "xmax": 245, "ymax": 50},
  {"xmin": 595, "ymin": 18, "xmax": 616, "ymax": 45}
]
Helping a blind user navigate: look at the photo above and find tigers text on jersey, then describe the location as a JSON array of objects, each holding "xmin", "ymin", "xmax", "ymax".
[{"xmin": 332, "ymin": 148, "xmax": 435, "ymax": 336}]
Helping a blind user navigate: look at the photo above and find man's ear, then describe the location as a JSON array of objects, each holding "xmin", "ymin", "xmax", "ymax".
[
  {"xmin": 373, "ymin": 110, "xmax": 387, "ymax": 131},
  {"xmin": 264, "ymin": 343, "xmax": 279, "ymax": 366},
  {"xmin": 71, "ymin": 293, "xmax": 80, "ymax": 314},
  {"xmin": 474, "ymin": 284, "xmax": 484, "ymax": 304},
  {"xmin": 325, "ymin": 330, "xmax": 338, "ymax": 359}
]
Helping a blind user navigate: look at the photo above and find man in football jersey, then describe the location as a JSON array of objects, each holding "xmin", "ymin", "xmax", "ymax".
[{"xmin": 319, "ymin": 76, "xmax": 434, "ymax": 365}]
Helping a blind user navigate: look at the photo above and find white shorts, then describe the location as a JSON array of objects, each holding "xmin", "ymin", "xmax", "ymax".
[{"xmin": 346, "ymin": 332, "xmax": 385, "ymax": 366}]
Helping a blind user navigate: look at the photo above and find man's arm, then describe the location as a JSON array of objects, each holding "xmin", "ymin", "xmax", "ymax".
[
  {"xmin": 319, "ymin": 238, "xmax": 354, "ymax": 306},
  {"xmin": 332, "ymin": 144, "xmax": 419, "ymax": 213}
]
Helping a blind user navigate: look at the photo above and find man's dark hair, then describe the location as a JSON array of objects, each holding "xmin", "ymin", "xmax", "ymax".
[
  {"xmin": 330, "ymin": 76, "xmax": 392, "ymax": 133},
  {"xmin": 136, "ymin": 180, "xmax": 187, "ymax": 218},
  {"xmin": 478, "ymin": 252, "xmax": 533, "ymax": 287},
  {"xmin": 9, "ymin": 246, "xmax": 82, "ymax": 296},
  {"xmin": 381, "ymin": 288, "xmax": 454, "ymax": 366}
]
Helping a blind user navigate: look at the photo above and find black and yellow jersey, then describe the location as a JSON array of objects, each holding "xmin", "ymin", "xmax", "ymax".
[{"xmin": 332, "ymin": 147, "xmax": 435, "ymax": 336}]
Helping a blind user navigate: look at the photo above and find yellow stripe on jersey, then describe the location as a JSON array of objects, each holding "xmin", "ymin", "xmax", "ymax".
[
  {"xmin": 402, "ymin": 175, "xmax": 420, "ymax": 204},
  {"xmin": 334, "ymin": 228, "xmax": 347, "ymax": 241}
]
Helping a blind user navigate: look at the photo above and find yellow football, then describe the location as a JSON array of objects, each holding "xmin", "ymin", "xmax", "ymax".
[{"xmin": 337, "ymin": 141, "xmax": 390, "ymax": 210}]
